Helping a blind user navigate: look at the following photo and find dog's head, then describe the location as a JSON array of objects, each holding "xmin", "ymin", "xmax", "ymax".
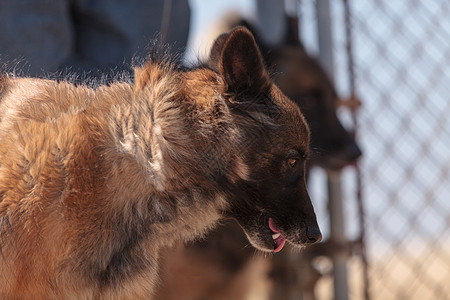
[{"xmin": 209, "ymin": 27, "xmax": 321, "ymax": 252}]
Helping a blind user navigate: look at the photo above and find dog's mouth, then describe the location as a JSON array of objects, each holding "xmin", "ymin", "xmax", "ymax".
[{"xmin": 268, "ymin": 217, "xmax": 287, "ymax": 252}]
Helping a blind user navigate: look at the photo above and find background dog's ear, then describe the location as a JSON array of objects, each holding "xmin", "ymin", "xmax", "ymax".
[{"xmin": 212, "ymin": 27, "xmax": 270, "ymax": 96}]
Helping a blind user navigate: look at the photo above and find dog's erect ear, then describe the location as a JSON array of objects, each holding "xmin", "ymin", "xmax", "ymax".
[
  {"xmin": 210, "ymin": 27, "xmax": 270, "ymax": 96},
  {"xmin": 209, "ymin": 32, "xmax": 229, "ymax": 72}
]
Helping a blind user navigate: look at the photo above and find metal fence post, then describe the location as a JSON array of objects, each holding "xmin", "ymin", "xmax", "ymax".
[
  {"xmin": 316, "ymin": 0, "xmax": 350, "ymax": 299},
  {"xmin": 327, "ymin": 171, "xmax": 350, "ymax": 300}
]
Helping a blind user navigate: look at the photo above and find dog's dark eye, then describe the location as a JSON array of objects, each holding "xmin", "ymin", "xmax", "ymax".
[{"xmin": 288, "ymin": 158, "xmax": 297, "ymax": 168}]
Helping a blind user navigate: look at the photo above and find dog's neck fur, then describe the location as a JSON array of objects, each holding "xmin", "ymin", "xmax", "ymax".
[{"xmin": 88, "ymin": 66, "xmax": 236, "ymax": 243}]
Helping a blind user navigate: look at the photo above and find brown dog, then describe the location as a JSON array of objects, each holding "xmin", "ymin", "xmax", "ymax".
[{"xmin": 0, "ymin": 27, "xmax": 320, "ymax": 299}]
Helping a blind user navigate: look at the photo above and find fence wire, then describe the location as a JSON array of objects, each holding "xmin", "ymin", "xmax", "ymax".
[{"xmin": 309, "ymin": 1, "xmax": 450, "ymax": 299}]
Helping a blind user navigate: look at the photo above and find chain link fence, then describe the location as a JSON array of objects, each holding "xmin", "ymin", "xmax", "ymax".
[{"xmin": 302, "ymin": 1, "xmax": 450, "ymax": 299}]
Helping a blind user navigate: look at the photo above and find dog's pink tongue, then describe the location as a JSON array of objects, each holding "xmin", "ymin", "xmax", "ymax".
[
  {"xmin": 268, "ymin": 218, "xmax": 287, "ymax": 252},
  {"xmin": 273, "ymin": 235, "xmax": 286, "ymax": 253}
]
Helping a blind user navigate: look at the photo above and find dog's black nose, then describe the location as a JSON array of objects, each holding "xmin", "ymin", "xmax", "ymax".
[{"xmin": 306, "ymin": 226, "xmax": 322, "ymax": 244}]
